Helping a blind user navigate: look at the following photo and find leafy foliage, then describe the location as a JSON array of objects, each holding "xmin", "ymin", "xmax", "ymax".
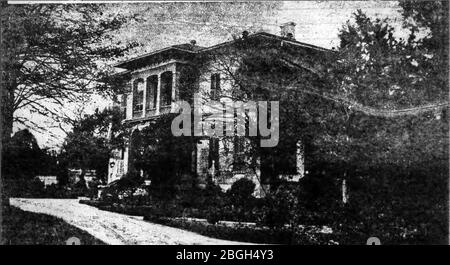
[
  {"xmin": 60, "ymin": 107, "xmax": 126, "ymax": 182},
  {"xmin": 176, "ymin": 3, "xmax": 448, "ymax": 243},
  {"xmin": 1, "ymin": 3, "xmax": 137, "ymax": 143},
  {"xmin": 131, "ymin": 114, "xmax": 194, "ymax": 193},
  {"xmin": 1, "ymin": 129, "xmax": 42, "ymax": 179},
  {"xmin": 227, "ymin": 178, "xmax": 256, "ymax": 205}
]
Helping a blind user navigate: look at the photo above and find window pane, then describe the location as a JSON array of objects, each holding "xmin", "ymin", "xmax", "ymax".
[
  {"xmin": 160, "ymin": 72, "xmax": 173, "ymax": 106},
  {"xmin": 146, "ymin": 76, "xmax": 157, "ymax": 109},
  {"xmin": 133, "ymin": 79, "xmax": 144, "ymax": 112}
]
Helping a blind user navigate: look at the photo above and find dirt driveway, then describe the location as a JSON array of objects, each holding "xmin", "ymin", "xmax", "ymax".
[{"xmin": 10, "ymin": 198, "xmax": 250, "ymax": 245}]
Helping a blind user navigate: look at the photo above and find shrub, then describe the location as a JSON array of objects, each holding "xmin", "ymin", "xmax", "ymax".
[
  {"xmin": 228, "ymin": 178, "xmax": 256, "ymax": 205},
  {"xmin": 87, "ymin": 179, "xmax": 100, "ymax": 199},
  {"xmin": 117, "ymin": 171, "xmax": 143, "ymax": 189},
  {"xmin": 206, "ymin": 206, "xmax": 222, "ymax": 224},
  {"xmin": 260, "ymin": 184, "xmax": 300, "ymax": 228},
  {"xmin": 190, "ymin": 182, "xmax": 225, "ymax": 209},
  {"xmin": 72, "ymin": 178, "xmax": 89, "ymax": 197},
  {"xmin": 99, "ymin": 171, "xmax": 144, "ymax": 203}
]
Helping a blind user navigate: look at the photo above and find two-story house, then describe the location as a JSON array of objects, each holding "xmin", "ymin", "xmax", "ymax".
[{"xmin": 107, "ymin": 22, "xmax": 332, "ymax": 196}]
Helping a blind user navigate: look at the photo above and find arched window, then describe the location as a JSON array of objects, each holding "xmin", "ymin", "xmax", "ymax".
[
  {"xmin": 132, "ymin": 78, "xmax": 144, "ymax": 115},
  {"xmin": 146, "ymin": 75, "xmax": 158, "ymax": 110},
  {"xmin": 160, "ymin": 71, "xmax": 173, "ymax": 106}
]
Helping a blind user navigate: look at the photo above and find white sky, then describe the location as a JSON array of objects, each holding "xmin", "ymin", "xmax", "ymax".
[{"xmin": 13, "ymin": 1, "xmax": 402, "ymax": 150}]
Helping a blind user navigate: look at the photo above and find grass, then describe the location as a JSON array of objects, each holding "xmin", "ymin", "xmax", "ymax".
[{"xmin": 1, "ymin": 206, "xmax": 106, "ymax": 245}]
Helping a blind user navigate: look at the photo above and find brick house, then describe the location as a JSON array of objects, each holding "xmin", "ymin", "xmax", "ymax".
[{"xmin": 108, "ymin": 23, "xmax": 332, "ymax": 196}]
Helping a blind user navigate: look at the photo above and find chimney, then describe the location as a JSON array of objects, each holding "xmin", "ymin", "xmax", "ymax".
[{"xmin": 280, "ymin": 22, "xmax": 296, "ymax": 40}]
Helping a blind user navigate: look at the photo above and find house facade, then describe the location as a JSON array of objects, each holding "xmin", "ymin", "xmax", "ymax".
[{"xmin": 107, "ymin": 23, "xmax": 332, "ymax": 196}]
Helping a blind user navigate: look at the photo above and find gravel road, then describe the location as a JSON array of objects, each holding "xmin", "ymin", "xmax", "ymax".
[{"xmin": 10, "ymin": 198, "xmax": 250, "ymax": 245}]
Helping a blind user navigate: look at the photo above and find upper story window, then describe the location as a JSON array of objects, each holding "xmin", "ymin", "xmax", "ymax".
[
  {"xmin": 146, "ymin": 75, "xmax": 158, "ymax": 110},
  {"xmin": 211, "ymin": 73, "xmax": 220, "ymax": 100},
  {"xmin": 132, "ymin": 78, "xmax": 144, "ymax": 114},
  {"xmin": 160, "ymin": 71, "xmax": 173, "ymax": 106}
]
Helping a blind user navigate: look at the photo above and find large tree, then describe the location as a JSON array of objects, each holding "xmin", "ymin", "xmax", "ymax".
[
  {"xmin": 318, "ymin": 2, "xmax": 448, "ymax": 170},
  {"xmin": 169, "ymin": 2, "xmax": 448, "ymax": 243},
  {"xmin": 311, "ymin": 2, "xmax": 448, "ymax": 243},
  {"xmin": 0, "ymin": 3, "xmax": 136, "ymax": 144},
  {"xmin": 60, "ymin": 107, "xmax": 126, "ymax": 183}
]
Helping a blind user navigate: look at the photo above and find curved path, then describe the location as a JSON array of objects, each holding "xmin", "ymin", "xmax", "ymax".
[{"xmin": 10, "ymin": 198, "xmax": 250, "ymax": 245}]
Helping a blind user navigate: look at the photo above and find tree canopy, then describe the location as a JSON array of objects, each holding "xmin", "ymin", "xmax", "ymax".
[
  {"xmin": 60, "ymin": 107, "xmax": 125, "ymax": 182},
  {"xmin": 1, "ymin": 3, "xmax": 137, "ymax": 143}
]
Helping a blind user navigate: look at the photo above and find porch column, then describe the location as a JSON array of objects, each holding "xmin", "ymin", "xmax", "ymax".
[
  {"xmin": 123, "ymin": 146, "xmax": 129, "ymax": 174},
  {"xmin": 156, "ymin": 73, "xmax": 161, "ymax": 115},
  {"xmin": 142, "ymin": 78, "xmax": 147, "ymax": 117},
  {"xmin": 171, "ymin": 70, "xmax": 178, "ymax": 112},
  {"xmin": 126, "ymin": 83, "xmax": 133, "ymax": 120}
]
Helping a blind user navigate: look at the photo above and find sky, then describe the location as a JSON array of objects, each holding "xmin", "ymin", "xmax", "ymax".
[{"xmin": 12, "ymin": 1, "xmax": 403, "ymax": 150}]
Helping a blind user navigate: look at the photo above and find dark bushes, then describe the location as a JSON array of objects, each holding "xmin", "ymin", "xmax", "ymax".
[
  {"xmin": 330, "ymin": 162, "xmax": 448, "ymax": 245},
  {"xmin": 144, "ymin": 217, "xmax": 335, "ymax": 244},
  {"xmin": 3, "ymin": 178, "xmax": 80, "ymax": 198},
  {"xmin": 227, "ymin": 178, "xmax": 256, "ymax": 205},
  {"xmin": 99, "ymin": 171, "xmax": 145, "ymax": 203},
  {"xmin": 259, "ymin": 184, "xmax": 299, "ymax": 228},
  {"xmin": 88, "ymin": 158, "xmax": 448, "ymax": 245}
]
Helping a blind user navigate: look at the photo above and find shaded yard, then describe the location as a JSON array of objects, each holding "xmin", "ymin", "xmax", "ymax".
[{"xmin": 2, "ymin": 205, "xmax": 105, "ymax": 245}]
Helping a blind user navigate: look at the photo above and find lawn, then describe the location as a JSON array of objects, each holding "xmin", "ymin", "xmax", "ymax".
[{"xmin": 1, "ymin": 205, "xmax": 106, "ymax": 245}]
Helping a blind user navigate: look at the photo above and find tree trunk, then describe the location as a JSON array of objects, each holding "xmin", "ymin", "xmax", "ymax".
[
  {"xmin": 1, "ymin": 3, "xmax": 18, "ymax": 146},
  {"xmin": 1, "ymin": 85, "xmax": 14, "ymax": 145}
]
